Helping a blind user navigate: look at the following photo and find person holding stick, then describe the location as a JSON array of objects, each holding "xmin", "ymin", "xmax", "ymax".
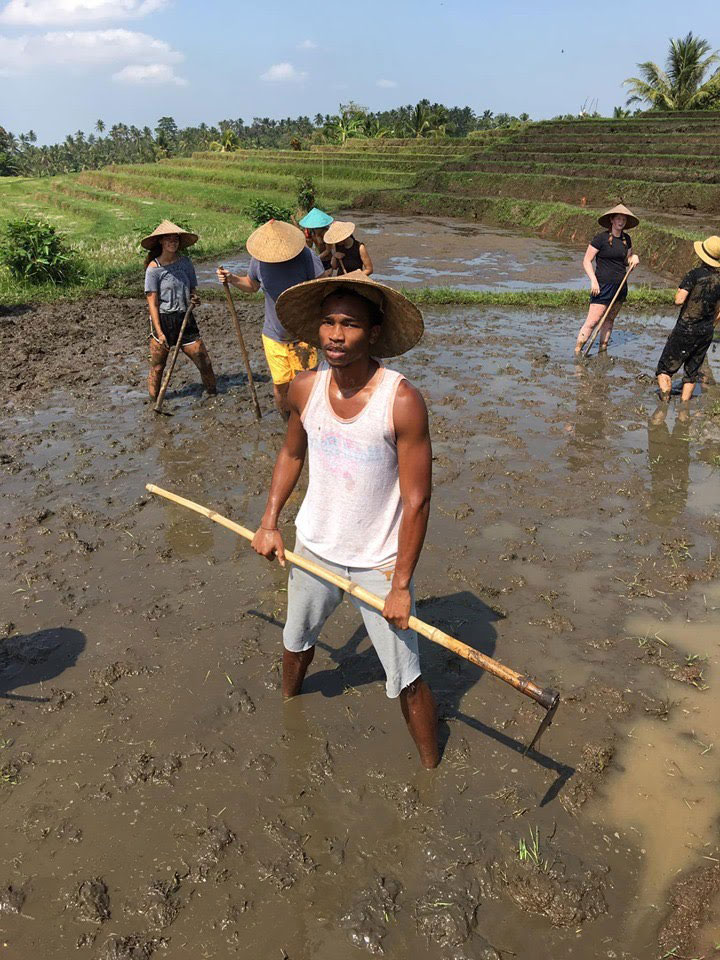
[
  {"xmin": 216, "ymin": 220, "xmax": 324, "ymax": 418},
  {"xmin": 143, "ymin": 220, "xmax": 216, "ymax": 399},
  {"xmin": 655, "ymin": 235, "xmax": 720, "ymax": 403},
  {"xmin": 249, "ymin": 270, "xmax": 439, "ymax": 768},
  {"xmin": 324, "ymin": 221, "xmax": 374, "ymax": 276},
  {"xmin": 574, "ymin": 204, "xmax": 640, "ymax": 355}
]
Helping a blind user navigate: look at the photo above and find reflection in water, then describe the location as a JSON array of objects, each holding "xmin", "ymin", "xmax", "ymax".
[
  {"xmin": 564, "ymin": 357, "xmax": 614, "ymax": 471},
  {"xmin": 154, "ymin": 431, "xmax": 215, "ymax": 558},
  {"xmin": 646, "ymin": 405, "xmax": 690, "ymax": 525}
]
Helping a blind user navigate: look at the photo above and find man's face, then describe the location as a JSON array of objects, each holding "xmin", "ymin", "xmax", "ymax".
[{"xmin": 318, "ymin": 292, "xmax": 381, "ymax": 367}]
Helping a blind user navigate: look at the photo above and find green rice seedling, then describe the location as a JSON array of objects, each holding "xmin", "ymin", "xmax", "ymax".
[{"xmin": 0, "ymin": 216, "xmax": 83, "ymax": 285}]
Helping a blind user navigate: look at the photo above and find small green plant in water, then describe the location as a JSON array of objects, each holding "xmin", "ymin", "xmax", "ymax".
[
  {"xmin": 517, "ymin": 825, "xmax": 548, "ymax": 871},
  {"xmin": 0, "ymin": 217, "xmax": 83, "ymax": 285},
  {"xmin": 245, "ymin": 197, "xmax": 293, "ymax": 228}
]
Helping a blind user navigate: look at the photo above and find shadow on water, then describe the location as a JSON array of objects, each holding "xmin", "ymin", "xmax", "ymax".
[
  {"xmin": 646, "ymin": 404, "xmax": 691, "ymax": 525},
  {"xmin": 249, "ymin": 589, "xmax": 573, "ymax": 802},
  {"xmin": 0, "ymin": 627, "xmax": 86, "ymax": 702}
]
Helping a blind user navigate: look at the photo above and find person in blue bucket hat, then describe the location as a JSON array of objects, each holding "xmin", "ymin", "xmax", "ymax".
[{"xmin": 298, "ymin": 207, "xmax": 334, "ymax": 270}]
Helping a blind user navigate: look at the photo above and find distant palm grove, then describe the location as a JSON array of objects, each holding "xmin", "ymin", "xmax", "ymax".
[{"xmin": 1, "ymin": 32, "xmax": 718, "ymax": 179}]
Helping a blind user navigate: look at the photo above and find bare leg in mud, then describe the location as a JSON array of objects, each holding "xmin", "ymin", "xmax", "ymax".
[
  {"xmin": 182, "ymin": 340, "xmax": 217, "ymax": 395},
  {"xmin": 273, "ymin": 382, "xmax": 291, "ymax": 420},
  {"xmin": 147, "ymin": 337, "xmax": 217, "ymax": 399},
  {"xmin": 574, "ymin": 302, "xmax": 621, "ymax": 355},
  {"xmin": 283, "ymin": 649, "xmax": 439, "ymax": 769},
  {"xmin": 399, "ymin": 677, "xmax": 440, "ymax": 769}
]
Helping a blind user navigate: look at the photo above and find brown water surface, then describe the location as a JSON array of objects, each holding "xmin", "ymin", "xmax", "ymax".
[{"xmin": 1, "ymin": 297, "xmax": 719, "ymax": 959}]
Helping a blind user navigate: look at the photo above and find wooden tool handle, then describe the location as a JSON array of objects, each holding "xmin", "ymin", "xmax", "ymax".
[
  {"xmin": 583, "ymin": 264, "xmax": 633, "ymax": 357},
  {"xmin": 221, "ymin": 273, "xmax": 262, "ymax": 421},
  {"xmin": 145, "ymin": 484, "xmax": 558, "ymax": 709},
  {"xmin": 154, "ymin": 302, "xmax": 194, "ymax": 413}
]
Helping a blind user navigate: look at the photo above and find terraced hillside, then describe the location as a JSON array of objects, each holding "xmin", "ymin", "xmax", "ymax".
[{"xmin": 371, "ymin": 112, "xmax": 720, "ymax": 276}]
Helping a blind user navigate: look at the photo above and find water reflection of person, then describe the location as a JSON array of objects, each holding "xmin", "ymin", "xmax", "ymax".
[
  {"xmin": 646, "ymin": 404, "xmax": 690, "ymax": 526},
  {"xmin": 564, "ymin": 357, "xmax": 614, "ymax": 469}
]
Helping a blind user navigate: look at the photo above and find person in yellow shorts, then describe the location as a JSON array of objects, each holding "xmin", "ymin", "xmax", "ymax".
[{"xmin": 217, "ymin": 220, "xmax": 324, "ymax": 417}]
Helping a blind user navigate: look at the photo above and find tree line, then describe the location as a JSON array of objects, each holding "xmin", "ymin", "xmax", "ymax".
[{"xmin": 1, "ymin": 33, "xmax": 718, "ymax": 179}]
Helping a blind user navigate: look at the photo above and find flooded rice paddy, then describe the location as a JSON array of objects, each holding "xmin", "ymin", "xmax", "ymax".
[
  {"xmin": 1, "ymin": 230, "xmax": 719, "ymax": 960},
  {"xmin": 196, "ymin": 211, "xmax": 667, "ymax": 291}
]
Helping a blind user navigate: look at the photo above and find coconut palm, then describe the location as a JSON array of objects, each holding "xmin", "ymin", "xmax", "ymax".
[{"xmin": 624, "ymin": 32, "xmax": 720, "ymax": 110}]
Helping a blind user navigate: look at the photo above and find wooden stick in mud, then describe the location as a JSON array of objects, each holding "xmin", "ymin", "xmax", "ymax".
[
  {"xmin": 145, "ymin": 484, "xmax": 561, "ymax": 735},
  {"xmin": 153, "ymin": 302, "xmax": 195, "ymax": 414},
  {"xmin": 582, "ymin": 264, "xmax": 634, "ymax": 357},
  {"xmin": 221, "ymin": 274, "xmax": 262, "ymax": 421}
]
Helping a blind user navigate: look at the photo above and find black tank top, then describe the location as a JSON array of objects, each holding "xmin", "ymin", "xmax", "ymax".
[{"xmin": 336, "ymin": 237, "xmax": 363, "ymax": 273}]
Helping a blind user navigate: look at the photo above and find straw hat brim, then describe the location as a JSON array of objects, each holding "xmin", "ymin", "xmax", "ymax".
[
  {"xmin": 275, "ymin": 271, "xmax": 424, "ymax": 358},
  {"xmin": 324, "ymin": 221, "xmax": 356, "ymax": 245},
  {"xmin": 141, "ymin": 219, "xmax": 198, "ymax": 250},
  {"xmin": 245, "ymin": 221, "xmax": 306, "ymax": 263},
  {"xmin": 694, "ymin": 239, "xmax": 720, "ymax": 269},
  {"xmin": 597, "ymin": 204, "xmax": 639, "ymax": 230}
]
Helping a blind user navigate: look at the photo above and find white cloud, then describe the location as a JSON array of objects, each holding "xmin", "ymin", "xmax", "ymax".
[
  {"xmin": 297, "ymin": 38, "xmax": 316, "ymax": 50},
  {"xmin": 0, "ymin": 28, "xmax": 183, "ymax": 75},
  {"xmin": 0, "ymin": 0, "xmax": 169, "ymax": 25},
  {"xmin": 260, "ymin": 61, "xmax": 306, "ymax": 83},
  {"xmin": 376, "ymin": 78, "xmax": 397, "ymax": 88},
  {"xmin": 114, "ymin": 62, "xmax": 184, "ymax": 84}
]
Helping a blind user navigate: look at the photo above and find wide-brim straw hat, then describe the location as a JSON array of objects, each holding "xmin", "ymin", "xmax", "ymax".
[
  {"xmin": 245, "ymin": 219, "xmax": 306, "ymax": 263},
  {"xmin": 299, "ymin": 207, "xmax": 333, "ymax": 230},
  {"xmin": 276, "ymin": 270, "xmax": 423, "ymax": 358},
  {"xmin": 598, "ymin": 203, "xmax": 639, "ymax": 230},
  {"xmin": 141, "ymin": 219, "xmax": 198, "ymax": 250},
  {"xmin": 323, "ymin": 220, "xmax": 355, "ymax": 245},
  {"xmin": 694, "ymin": 235, "xmax": 720, "ymax": 268}
]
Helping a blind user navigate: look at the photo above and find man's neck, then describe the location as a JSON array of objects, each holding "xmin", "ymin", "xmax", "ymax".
[{"xmin": 330, "ymin": 356, "xmax": 378, "ymax": 393}]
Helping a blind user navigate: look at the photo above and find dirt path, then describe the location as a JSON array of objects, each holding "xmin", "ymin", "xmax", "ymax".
[{"xmin": 1, "ymin": 296, "xmax": 719, "ymax": 959}]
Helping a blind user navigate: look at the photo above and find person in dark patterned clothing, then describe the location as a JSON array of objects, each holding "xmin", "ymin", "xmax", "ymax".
[{"xmin": 656, "ymin": 236, "xmax": 720, "ymax": 403}]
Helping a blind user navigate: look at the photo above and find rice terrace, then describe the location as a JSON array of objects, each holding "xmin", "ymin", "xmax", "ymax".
[{"xmin": 2, "ymin": 11, "xmax": 720, "ymax": 960}]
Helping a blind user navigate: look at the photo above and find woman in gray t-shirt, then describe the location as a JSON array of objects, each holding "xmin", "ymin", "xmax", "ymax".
[{"xmin": 142, "ymin": 221, "xmax": 216, "ymax": 399}]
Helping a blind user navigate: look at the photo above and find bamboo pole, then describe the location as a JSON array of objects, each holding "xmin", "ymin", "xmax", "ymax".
[
  {"xmin": 221, "ymin": 274, "xmax": 262, "ymax": 421},
  {"xmin": 153, "ymin": 302, "xmax": 194, "ymax": 414},
  {"xmin": 582, "ymin": 264, "xmax": 634, "ymax": 357},
  {"xmin": 145, "ymin": 483, "xmax": 559, "ymax": 712}
]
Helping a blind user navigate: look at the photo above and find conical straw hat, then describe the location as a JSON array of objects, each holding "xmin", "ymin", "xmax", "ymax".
[
  {"xmin": 694, "ymin": 235, "xmax": 720, "ymax": 268},
  {"xmin": 141, "ymin": 219, "xmax": 198, "ymax": 250},
  {"xmin": 245, "ymin": 219, "xmax": 306, "ymax": 263},
  {"xmin": 597, "ymin": 203, "xmax": 639, "ymax": 230},
  {"xmin": 323, "ymin": 220, "xmax": 355, "ymax": 244},
  {"xmin": 276, "ymin": 270, "xmax": 423, "ymax": 358},
  {"xmin": 298, "ymin": 207, "xmax": 334, "ymax": 229}
]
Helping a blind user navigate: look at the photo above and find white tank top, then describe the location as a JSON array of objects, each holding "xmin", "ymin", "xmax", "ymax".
[{"xmin": 295, "ymin": 361, "xmax": 406, "ymax": 567}]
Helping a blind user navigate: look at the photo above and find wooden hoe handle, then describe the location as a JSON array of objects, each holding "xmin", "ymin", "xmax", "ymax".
[
  {"xmin": 221, "ymin": 275, "xmax": 262, "ymax": 421},
  {"xmin": 582, "ymin": 264, "xmax": 633, "ymax": 357},
  {"xmin": 145, "ymin": 484, "xmax": 559, "ymax": 711}
]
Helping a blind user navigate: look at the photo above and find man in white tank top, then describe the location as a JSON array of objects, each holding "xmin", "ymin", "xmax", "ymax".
[{"xmin": 250, "ymin": 271, "xmax": 440, "ymax": 768}]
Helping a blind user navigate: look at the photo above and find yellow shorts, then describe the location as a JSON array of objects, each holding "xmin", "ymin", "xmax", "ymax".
[{"xmin": 261, "ymin": 335, "xmax": 318, "ymax": 385}]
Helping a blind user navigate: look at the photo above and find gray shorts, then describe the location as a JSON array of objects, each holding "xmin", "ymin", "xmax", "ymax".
[{"xmin": 283, "ymin": 540, "xmax": 421, "ymax": 699}]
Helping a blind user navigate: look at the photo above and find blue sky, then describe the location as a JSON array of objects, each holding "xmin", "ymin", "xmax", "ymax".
[{"xmin": 1, "ymin": 0, "xmax": 718, "ymax": 143}]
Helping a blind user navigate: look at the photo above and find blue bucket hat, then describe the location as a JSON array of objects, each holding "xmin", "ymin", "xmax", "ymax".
[{"xmin": 298, "ymin": 207, "xmax": 333, "ymax": 229}]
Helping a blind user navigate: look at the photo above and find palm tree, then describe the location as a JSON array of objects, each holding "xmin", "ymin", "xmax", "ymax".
[
  {"xmin": 95, "ymin": 119, "xmax": 105, "ymax": 134},
  {"xmin": 404, "ymin": 102, "xmax": 431, "ymax": 138},
  {"xmin": 624, "ymin": 32, "xmax": 720, "ymax": 110}
]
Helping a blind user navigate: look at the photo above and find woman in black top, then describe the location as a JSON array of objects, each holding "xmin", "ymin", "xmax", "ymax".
[
  {"xmin": 574, "ymin": 204, "xmax": 640, "ymax": 355},
  {"xmin": 323, "ymin": 220, "xmax": 373, "ymax": 276}
]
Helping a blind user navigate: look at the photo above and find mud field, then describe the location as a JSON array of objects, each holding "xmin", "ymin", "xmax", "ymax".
[
  {"xmin": 195, "ymin": 211, "xmax": 667, "ymax": 291},
  {"xmin": 2, "ymin": 289, "xmax": 720, "ymax": 960}
]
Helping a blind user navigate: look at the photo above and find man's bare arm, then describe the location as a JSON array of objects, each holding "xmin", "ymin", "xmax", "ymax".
[
  {"xmin": 251, "ymin": 373, "xmax": 313, "ymax": 564},
  {"xmin": 383, "ymin": 381, "xmax": 432, "ymax": 629},
  {"xmin": 216, "ymin": 266, "xmax": 260, "ymax": 293}
]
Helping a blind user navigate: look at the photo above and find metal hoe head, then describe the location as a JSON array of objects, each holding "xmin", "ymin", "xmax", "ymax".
[{"xmin": 524, "ymin": 691, "xmax": 560, "ymax": 756}]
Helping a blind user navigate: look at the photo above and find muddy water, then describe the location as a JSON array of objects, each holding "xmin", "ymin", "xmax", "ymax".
[
  {"xmin": 2, "ymin": 296, "xmax": 720, "ymax": 960},
  {"xmin": 195, "ymin": 211, "xmax": 668, "ymax": 290}
]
